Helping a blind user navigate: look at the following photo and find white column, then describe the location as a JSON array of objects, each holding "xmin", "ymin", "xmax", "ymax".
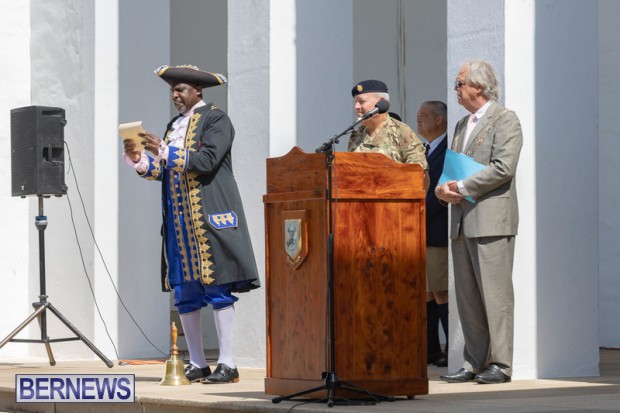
[
  {"xmin": 269, "ymin": 0, "xmax": 297, "ymax": 157},
  {"xmin": 115, "ymin": 0, "xmax": 171, "ymax": 359},
  {"xmin": 521, "ymin": 0, "xmax": 598, "ymax": 378},
  {"xmin": 227, "ymin": 0, "xmax": 270, "ymax": 368},
  {"xmin": 92, "ymin": 0, "xmax": 120, "ymax": 361},
  {"xmin": 505, "ymin": 0, "xmax": 537, "ymax": 379}
]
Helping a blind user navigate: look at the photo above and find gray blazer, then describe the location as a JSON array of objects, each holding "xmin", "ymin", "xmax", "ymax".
[{"xmin": 450, "ymin": 101, "xmax": 523, "ymax": 239}]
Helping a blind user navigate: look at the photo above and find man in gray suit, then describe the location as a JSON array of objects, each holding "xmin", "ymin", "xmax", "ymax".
[{"xmin": 436, "ymin": 60, "xmax": 523, "ymax": 384}]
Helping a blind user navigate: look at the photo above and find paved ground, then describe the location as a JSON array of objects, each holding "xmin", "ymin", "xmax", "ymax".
[{"xmin": 0, "ymin": 349, "xmax": 618, "ymax": 412}]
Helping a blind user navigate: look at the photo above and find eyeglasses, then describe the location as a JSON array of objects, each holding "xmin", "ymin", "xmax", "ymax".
[{"xmin": 454, "ymin": 80, "xmax": 466, "ymax": 89}]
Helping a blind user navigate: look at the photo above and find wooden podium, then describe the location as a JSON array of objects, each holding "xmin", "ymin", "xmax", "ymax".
[{"xmin": 263, "ymin": 147, "xmax": 428, "ymax": 398}]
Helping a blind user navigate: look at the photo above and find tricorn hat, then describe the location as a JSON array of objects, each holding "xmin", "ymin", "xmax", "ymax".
[
  {"xmin": 351, "ymin": 79, "xmax": 388, "ymax": 97},
  {"xmin": 155, "ymin": 65, "xmax": 227, "ymax": 88}
]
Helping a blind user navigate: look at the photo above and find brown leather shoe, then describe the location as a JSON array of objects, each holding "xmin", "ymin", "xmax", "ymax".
[
  {"xmin": 440, "ymin": 368, "xmax": 475, "ymax": 383},
  {"xmin": 202, "ymin": 363, "xmax": 239, "ymax": 384},
  {"xmin": 474, "ymin": 364, "xmax": 511, "ymax": 384}
]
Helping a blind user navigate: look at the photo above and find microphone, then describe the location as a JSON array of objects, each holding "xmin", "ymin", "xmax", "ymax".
[
  {"xmin": 314, "ymin": 100, "xmax": 391, "ymax": 153},
  {"xmin": 360, "ymin": 100, "xmax": 390, "ymax": 120}
]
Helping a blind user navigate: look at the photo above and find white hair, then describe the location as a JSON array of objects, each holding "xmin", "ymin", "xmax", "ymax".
[
  {"xmin": 464, "ymin": 60, "xmax": 500, "ymax": 101},
  {"xmin": 371, "ymin": 92, "xmax": 390, "ymax": 102}
]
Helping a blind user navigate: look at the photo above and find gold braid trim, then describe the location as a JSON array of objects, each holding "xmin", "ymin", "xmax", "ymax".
[
  {"xmin": 169, "ymin": 172, "xmax": 192, "ymax": 282},
  {"xmin": 184, "ymin": 112, "xmax": 215, "ymax": 285},
  {"xmin": 143, "ymin": 156, "xmax": 161, "ymax": 181},
  {"xmin": 451, "ymin": 131, "xmax": 460, "ymax": 151}
]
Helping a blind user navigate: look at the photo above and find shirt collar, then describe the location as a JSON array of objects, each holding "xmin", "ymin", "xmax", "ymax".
[
  {"xmin": 181, "ymin": 100, "xmax": 207, "ymax": 117},
  {"xmin": 473, "ymin": 100, "xmax": 492, "ymax": 121},
  {"xmin": 427, "ymin": 133, "xmax": 446, "ymax": 155}
]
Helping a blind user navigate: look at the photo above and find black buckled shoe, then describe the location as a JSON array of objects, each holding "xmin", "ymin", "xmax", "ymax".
[
  {"xmin": 202, "ymin": 363, "xmax": 240, "ymax": 384},
  {"xmin": 184, "ymin": 364, "xmax": 212, "ymax": 382},
  {"xmin": 440, "ymin": 368, "xmax": 475, "ymax": 383},
  {"xmin": 474, "ymin": 364, "xmax": 511, "ymax": 384}
]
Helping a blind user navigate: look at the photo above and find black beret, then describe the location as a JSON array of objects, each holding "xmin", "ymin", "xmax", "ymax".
[
  {"xmin": 351, "ymin": 79, "xmax": 388, "ymax": 96},
  {"xmin": 155, "ymin": 65, "xmax": 227, "ymax": 88}
]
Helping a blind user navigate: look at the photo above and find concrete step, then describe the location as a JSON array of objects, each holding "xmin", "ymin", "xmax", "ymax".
[{"xmin": 1, "ymin": 350, "xmax": 619, "ymax": 413}]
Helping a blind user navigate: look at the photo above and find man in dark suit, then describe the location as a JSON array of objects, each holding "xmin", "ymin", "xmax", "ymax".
[
  {"xmin": 417, "ymin": 101, "xmax": 449, "ymax": 368},
  {"xmin": 436, "ymin": 60, "xmax": 523, "ymax": 384}
]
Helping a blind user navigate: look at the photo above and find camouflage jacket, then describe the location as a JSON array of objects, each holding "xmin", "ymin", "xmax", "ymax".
[{"xmin": 348, "ymin": 116, "xmax": 428, "ymax": 168}]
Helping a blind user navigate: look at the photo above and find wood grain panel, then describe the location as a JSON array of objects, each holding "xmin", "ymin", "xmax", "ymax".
[
  {"xmin": 265, "ymin": 198, "xmax": 328, "ymax": 380},
  {"xmin": 332, "ymin": 151, "xmax": 425, "ymax": 199},
  {"xmin": 333, "ymin": 200, "xmax": 427, "ymax": 387},
  {"xmin": 266, "ymin": 147, "xmax": 326, "ymax": 194}
]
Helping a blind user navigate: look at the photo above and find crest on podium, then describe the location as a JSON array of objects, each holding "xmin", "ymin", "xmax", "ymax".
[{"xmin": 283, "ymin": 210, "xmax": 308, "ymax": 269}]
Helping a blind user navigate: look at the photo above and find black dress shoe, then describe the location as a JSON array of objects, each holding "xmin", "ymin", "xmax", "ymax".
[
  {"xmin": 427, "ymin": 352, "xmax": 443, "ymax": 365},
  {"xmin": 434, "ymin": 353, "xmax": 448, "ymax": 367},
  {"xmin": 202, "ymin": 363, "xmax": 239, "ymax": 384},
  {"xmin": 474, "ymin": 364, "xmax": 511, "ymax": 384},
  {"xmin": 184, "ymin": 364, "xmax": 212, "ymax": 382},
  {"xmin": 440, "ymin": 368, "xmax": 475, "ymax": 383}
]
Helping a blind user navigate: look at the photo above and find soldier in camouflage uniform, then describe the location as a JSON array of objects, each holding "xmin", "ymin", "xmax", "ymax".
[{"xmin": 348, "ymin": 80, "xmax": 428, "ymax": 175}]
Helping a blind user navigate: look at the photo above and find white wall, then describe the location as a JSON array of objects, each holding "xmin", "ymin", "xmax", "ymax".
[
  {"xmin": 598, "ymin": 0, "xmax": 620, "ymax": 348},
  {"xmin": 0, "ymin": 1, "xmax": 32, "ymax": 360},
  {"xmin": 403, "ymin": 0, "xmax": 448, "ymax": 124},
  {"xmin": 353, "ymin": 1, "xmax": 401, "ymax": 119},
  {"xmin": 26, "ymin": 0, "xmax": 99, "ymax": 360},
  {"xmin": 296, "ymin": 0, "xmax": 354, "ymax": 153}
]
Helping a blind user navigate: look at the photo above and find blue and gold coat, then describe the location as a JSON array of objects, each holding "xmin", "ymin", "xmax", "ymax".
[{"xmin": 140, "ymin": 104, "xmax": 260, "ymax": 293}]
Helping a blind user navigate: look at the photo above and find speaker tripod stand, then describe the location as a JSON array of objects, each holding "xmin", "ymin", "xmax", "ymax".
[{"xmin": 0, "ymin": 196, "xmax": 113, "ymax": 368}]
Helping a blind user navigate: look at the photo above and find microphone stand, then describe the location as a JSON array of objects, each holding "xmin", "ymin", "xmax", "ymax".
[
  {"xmin": 314, "ymin": 116, "xmax": 366, "ymax": 154},
  {"xmin": 273, "ymin": 117, "xmax": 394, "ymax": 407}
]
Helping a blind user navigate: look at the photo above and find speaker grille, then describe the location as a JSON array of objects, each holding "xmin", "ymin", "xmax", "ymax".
[{"xmin": 11, "ymin": 106, "xmax": 67, "ymax": 197}]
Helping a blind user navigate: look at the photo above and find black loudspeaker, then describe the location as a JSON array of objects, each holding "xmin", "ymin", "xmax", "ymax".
[{"xmin": 11, "ymin": 106, "xmax": 68, "ymax": 197}]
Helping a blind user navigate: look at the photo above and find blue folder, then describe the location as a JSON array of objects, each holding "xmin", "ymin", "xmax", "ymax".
[{"xmin": 438, "ymin": 150, "xmax": 486, "ymax": 203}]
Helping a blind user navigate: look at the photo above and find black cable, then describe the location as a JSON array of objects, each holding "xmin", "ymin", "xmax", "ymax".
[
  {"xmin": 65, "ymin": 194, "xmax": 121, "ymax": 361},
  {"xmin": 64, "ymin": 142, "xmax": 168, "ymax": 360}
]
